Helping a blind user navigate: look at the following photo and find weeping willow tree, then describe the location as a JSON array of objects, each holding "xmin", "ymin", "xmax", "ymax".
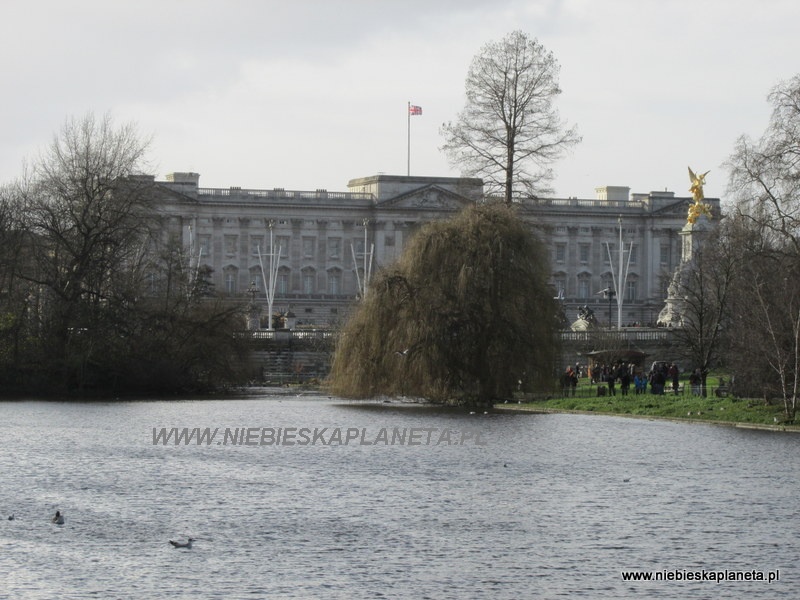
[{"xmin": 328, "ymin": 201, "xmax": 560, "ymax": 406}]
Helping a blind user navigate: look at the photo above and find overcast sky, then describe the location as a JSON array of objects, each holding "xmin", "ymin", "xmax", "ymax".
[{"xmin": 2, "ymin": 0, "xmax": 798, "ymax": 201}]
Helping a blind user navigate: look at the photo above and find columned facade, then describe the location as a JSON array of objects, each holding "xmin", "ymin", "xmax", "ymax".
[{"xmin": 152, "ymin": 172, "xmax": 719, "ymax": 328}]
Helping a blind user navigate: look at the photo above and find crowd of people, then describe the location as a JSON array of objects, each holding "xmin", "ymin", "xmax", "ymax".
[{"xmin": 560, "ymin": 361, "xmax": 707, "ymax": 397}]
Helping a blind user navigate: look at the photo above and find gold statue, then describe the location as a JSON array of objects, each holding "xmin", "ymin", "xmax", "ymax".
[
  {"xmin": 688, "ymin": 167, "xmax": 709, "ymax": 202},
  {"xmin": 687, "ymin": 167, "xmax": 712, "ymax": 224}
]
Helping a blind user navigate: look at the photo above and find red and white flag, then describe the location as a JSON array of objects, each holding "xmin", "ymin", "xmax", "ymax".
[{"xmin": 409, "ymin": 105, "xmax": 422, "ymax": 116}]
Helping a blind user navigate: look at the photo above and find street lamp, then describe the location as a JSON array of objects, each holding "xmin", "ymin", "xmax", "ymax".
[
  {"xmin": 597, "ymin": 287, "xmax": 616, "ymax": 327},
  {"xmin": 246, "ymin": 280, "xmax": 260, "ymax": 331}
]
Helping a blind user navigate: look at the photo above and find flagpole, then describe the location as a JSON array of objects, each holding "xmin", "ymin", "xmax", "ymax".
[
  {"xmin": 407, "ymin": 101, "xmax": 411, "ymax": 176},
  {"xmin": 618, "ymin": 217, "xmax": 623, "ymax": 329}
]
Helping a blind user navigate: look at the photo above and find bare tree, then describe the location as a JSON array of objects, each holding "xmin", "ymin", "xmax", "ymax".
[
  {"xmin": 725, "ymin": 75, "xmax": 800, "ymax": 419},
  {"xmin": 728, "ymin": 75, "xmax": 800, "ymax": 249},
  {"xmin": 16, "ymin": 114, "xmax": 155, "ymax": 386},
  {"xmin": 441, "ymin": 30, "xmax": 580, "ymax": 204},
  {"xmin": 669, "ymin": 224, "xmax": 737, "ymax": 396},
  {"xmin": 726, "ymin": 232, "xmax": 800, "ymax": 419},
  {"xmin": 7, "ymin": 113, "xmax": 247, "ymax": 394}
]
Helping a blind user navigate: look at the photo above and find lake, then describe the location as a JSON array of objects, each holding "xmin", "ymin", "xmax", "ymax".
[{"xmin": 0, "ymin": 391, "xmax": 796, "ymax": 599}]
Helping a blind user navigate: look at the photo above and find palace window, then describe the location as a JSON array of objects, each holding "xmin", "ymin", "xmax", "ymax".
[
  {"xmin": 554, "ymin": 277, "xmax": 566, "ymax": 298},
  {"xmin": 328, "ymin": 269, "xmax": 341, "ymax": 294},
  {"xmin": 224, "ymin": 268, "xmax": 238, "ymax": 295},
  {"xmin": 302, "ymin": 237, "xmax": 315, "ymax": 259},
  {"xmin": 250, "ymin": 235, "xmax": 264, "ymax": 256},
  {"xmin": 277, "ymin": 236, "xmax": 290, "ymax": 258},
  {"xmin": 302, "ymin": 268, "xmax": 316, "ymax": 294},
  {"xmin": 626, "ymin": 279, "xmax": 637, "ymax": 302},
  {"xmin": 225, "ymin": 235, "xmax": 238, "ymax": 257},
  {"xmin": 277, "ymin": 268, "xmax": 289, "ymax": 294},
  {"xmin": 629, "ymin": 244, "xmax": 638, "ymax": 265},
  {"xmin": 603, "ymin": 243, "xmax": 615, "ymax": 265},
  {"xmin": 250, "ymin": 271, "xmax": 263, "ymax": 295},
  {"xmin": 328, "ymin": 238, "xmax": 341, "ymax": 260},
  {"xmin": 198, "ymin": 235, "xmax": 211, "ymax": 258},
  {"xmin": 555, "ymin": 243, "xmax": 566, "ymax": 263},
  {"xmin": 579, "ymin": 243, "xmax": 590, "ymax": 264},
  {"xmin": 577, "ymin": 276, "xmax": 590, "ymax": 300}
]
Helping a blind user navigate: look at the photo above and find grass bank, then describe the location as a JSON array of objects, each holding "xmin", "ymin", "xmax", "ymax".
[{"xmin": 506, "ymin": 380, "xmax": 798, "ymax": 431}]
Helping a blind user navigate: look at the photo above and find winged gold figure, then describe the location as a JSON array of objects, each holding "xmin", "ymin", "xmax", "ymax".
[
  {"xmin": 687, "ymin": 167, "xmax": 712, "ymax": 224},
  {"xmin": 688, "ymin": 167, "xmax": 709, "ymax": 203}
]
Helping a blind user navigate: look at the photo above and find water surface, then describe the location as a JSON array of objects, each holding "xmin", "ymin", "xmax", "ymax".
[{"xmin": 0, "ymin": 393, "xmax": 796, "ymax": 598}]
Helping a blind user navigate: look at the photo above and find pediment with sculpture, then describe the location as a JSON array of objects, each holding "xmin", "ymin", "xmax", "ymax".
[{"xmin": 377, "ymin": 185, "xmax": 475, "ymax": 211}]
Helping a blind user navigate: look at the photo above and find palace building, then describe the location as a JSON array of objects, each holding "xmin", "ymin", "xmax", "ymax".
[{"xmin": 152, "ymin": 172, "xmax": 720, "ymax": 328}]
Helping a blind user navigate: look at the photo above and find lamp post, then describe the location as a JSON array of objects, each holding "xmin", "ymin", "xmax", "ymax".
[
  {"xmin": 598, "ymin": 287, "xmax": 616, "ymax": 328},
  {"xmin": 246, "ymin": 280, "xmax": 260, "ymax": 331}
]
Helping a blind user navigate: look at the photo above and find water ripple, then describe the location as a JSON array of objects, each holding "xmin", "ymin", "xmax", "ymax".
[{"xmin": 0, "ymin": 399, "xmax": 797, "ymax": 598}]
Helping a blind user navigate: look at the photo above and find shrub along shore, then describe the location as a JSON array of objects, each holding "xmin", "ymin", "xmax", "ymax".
[{"xmin": 503, "ymin": 386, "xmax": 798, "ymax": 432}]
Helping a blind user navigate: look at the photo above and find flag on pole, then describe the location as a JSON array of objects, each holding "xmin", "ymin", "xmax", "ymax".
[{"xmin": 407, "ymin": 103, "xmax": 422, "ymax": 175}]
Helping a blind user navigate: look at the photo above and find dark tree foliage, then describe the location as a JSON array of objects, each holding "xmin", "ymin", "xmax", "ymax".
[
  {"xmin": 722, "ymin": 215, "xmax": 800, "ymax": 418},
  {"xmin": 98, "ymin": 297, "xmax": 247, "ymax": 394},
  {"xmin": 328, "ymin": 202, "xmax": 560, "ymax": 406},
  {"xmin": 728, "ymin": 250, "xmax": 800, "ymax": 403},
  {"xmin": 0, "ymin": 185, "xmax": 33, "ymax": 385},
  {"xmin": 0, "ymin": 114, "xmax": 248, "ymax": 396}
]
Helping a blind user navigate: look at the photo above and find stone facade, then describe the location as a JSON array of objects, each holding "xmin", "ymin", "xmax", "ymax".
[{"xmin": 152, "ymin": 172, "xmax": 720, "ymax": 328}]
